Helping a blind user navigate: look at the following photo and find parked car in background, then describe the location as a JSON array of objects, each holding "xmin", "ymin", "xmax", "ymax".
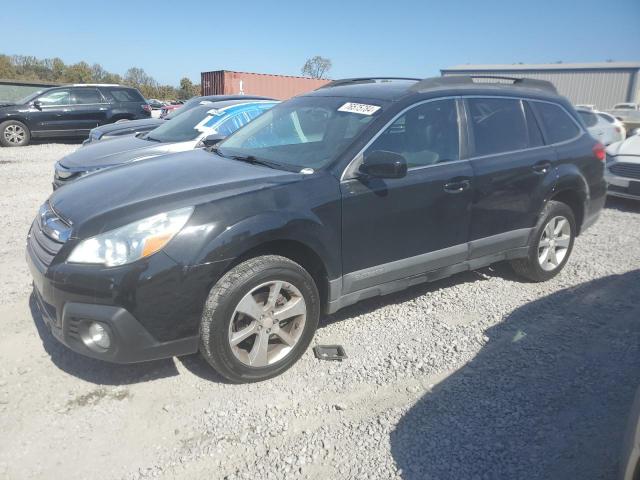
[
  {"xmin": 597, "ymin": 111, "xmax": 627, "ymax": 137},
  {"xmin": 53, "ymin": 99, "xmax": 278, "ymax": 188},
  {"xmin": 0, "ymin": 84, "xmax": 150, "ymax": 147},
  {"xmin": 606, "ymin": 133, "xmax": 640, "ymax": 200},
  {"xmin": 29, "ymin": 76, "xmax": 606, "ymax": 383},
  {"xmin": 160, "ymin": 103, "xmax": 183, "ymax": 119},
  {"xmin": 575, "ymin": 104, "xmax": 596, "ymax": 110},
  {"xmin": 83, "ymin": 118, "xmax": 164, "ymax": 145},
  {"xmin": 608, "ymin": 103, "xmax": 640, "ymax": 133},
  {"xmin": 577, "ymin": 107, "xmax": 625, "ymax": 145},
  {"xmin": 146, "ymin": 98, "xmax": 164, "ymax": 109},
  {"xmin": 620, "ymin": 386, "xmax": 640, "ymax": 480}
]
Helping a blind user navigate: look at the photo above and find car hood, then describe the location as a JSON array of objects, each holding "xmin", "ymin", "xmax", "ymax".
[
  {"xmin": 59, "ymin": 134, "xmax": 176, "ymax": 170},
  {"xmin": 0, "ymin": 102, "xmax": 16, "ymax": 108},
  {"xmin": 94, "ymin": 118, "xmax": 164, "ymax": 136},
  {"xmin": 608, "ymin": 134, "xmax": 640, "ymax": 157},
  {"xmin": 49, "ymin": 149, "xmax": 301, "ymax": 238}
]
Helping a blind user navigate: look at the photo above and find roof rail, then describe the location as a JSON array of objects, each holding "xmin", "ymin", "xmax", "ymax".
[
  {"xmin": 66, "ymin": 83, "xmax": 122, "ymax": 87},
  {"xmin": 410, "ymin": 75, "xmax": 558, "ymax": 94},
  {"xmin": 319, "ymin": 77, "xmax": 421, "ymax": 89}
]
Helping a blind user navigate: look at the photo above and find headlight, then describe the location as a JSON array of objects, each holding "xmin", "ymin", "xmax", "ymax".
[{"xmin": 68, "ymin": 206, "xmax": 194, "ymax": 266}]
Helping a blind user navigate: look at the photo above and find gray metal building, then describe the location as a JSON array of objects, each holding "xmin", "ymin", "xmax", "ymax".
[{"xmin": 441, "ymin": 62, "xmax": 640, "ymax": 109}]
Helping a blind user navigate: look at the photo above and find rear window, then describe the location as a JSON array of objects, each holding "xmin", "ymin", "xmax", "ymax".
[
  {"xmin": 598, "ymin": 113, "xmax": 615, "ymax": 124},
  {"xmin": 533, "ymin": 102, "xmax": 581, "ymax": 144},
  {"xmin": 468, "ymin": 98, "xmax": 528, "ymax": 155},
  {"xmin": 103, "ymin": 88, "xmax": 144, "ymax": 103},
  {"xmin": 578, "ymin": 110, "xmax": 598, "ymax": 128}
]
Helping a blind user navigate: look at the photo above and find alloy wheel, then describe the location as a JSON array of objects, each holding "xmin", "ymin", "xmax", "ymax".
[
  {"xmin": 4, "ymin": 124, "xmax": 25, "ymax": 145},
  {"xmin": 228, "ymin": 281, "xmax": 307, "ymax": 367},
  {"xmin": 537, "ymin": 215, "xmax": 571, "ymax": 271}
]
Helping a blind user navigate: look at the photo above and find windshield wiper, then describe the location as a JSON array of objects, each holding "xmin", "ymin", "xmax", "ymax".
[
  {"xmin": 210, "ymin": 147, "xmax": 282, "ymax": 170},
  {"xmin": 228, "ymin": 154, "xmax": 282, "ymax": 170},
  {"xmin": 145, "ymin": 134, "xmax": 162, "ymax": 142}
]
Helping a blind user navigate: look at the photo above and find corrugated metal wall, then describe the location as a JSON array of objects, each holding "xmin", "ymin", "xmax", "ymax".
[
  {"xmin": 442, "ymin": 69, "xmax": 638, "ymax": 109},
  {"xmin": 201, "ymin": 71, "xmax": 329, "ymax": 100}
]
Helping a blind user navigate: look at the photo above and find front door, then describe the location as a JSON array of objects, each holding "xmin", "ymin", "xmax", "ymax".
[
  {"xmin": 340, "ymin": 98, "xmax": 474, "ymax": 294},
  {"xmin": 30, "ymin": 88, "xmax": 73, "ymax": 135}
]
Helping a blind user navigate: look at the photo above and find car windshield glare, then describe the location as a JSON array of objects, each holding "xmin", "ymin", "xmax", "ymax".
[
  {"xmin": 217, "ymin": 96, "xmax": 387, "ymax": 170},
  {"xmin": 17, "ymin": 90, "xmax": 45, "ymax": 104},
  {"xmin": 145, "ymin": 105, "xmax": 215, "ymax": 142}
]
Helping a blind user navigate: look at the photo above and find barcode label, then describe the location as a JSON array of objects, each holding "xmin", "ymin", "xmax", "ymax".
[{"xmin": 338, "ymin": 102, "xmax": 381, "ymax": 116}]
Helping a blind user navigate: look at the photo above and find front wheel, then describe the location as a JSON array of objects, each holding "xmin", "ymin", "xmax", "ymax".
[
  {"xmin": 510, "ymin": 200, "xmax": 576, "ymax": 282},
  {"xmin": 0, "ymin": 120, "xmax": 31, "ymax": 147},
  {"xmin": 200, "ymin": 255, "xmax": 320, "ymax": 383}
]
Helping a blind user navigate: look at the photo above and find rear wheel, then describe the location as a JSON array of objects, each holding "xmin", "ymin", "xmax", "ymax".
[
  {"xmin": 511, "ymin": 201, "xmax": 576, "ymax": 282},
  {"xmin": 199, "ymin": 255, "xmax": 320, "ymax": 383},
  {"xmin": 0, "ymin": 120, "xmax": 30, "ymax": 147}
]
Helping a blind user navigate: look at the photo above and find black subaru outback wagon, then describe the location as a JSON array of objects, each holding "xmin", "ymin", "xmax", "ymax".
[
  {"xmin": 0, "ymin": 84, "xmax": 150, "ymax": 147},
  {"xmin": 27, "ymin": 76, "xmax": 606, "ymax": 382}
]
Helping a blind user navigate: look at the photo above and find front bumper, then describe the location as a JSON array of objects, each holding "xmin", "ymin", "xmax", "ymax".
[
  {"xmin": 605, "ymin": 170, "xmax": 640, "ymax": 200},
  {"xmin": 26, "ymin": 229, "xmax": 220, "ymax": 363}
]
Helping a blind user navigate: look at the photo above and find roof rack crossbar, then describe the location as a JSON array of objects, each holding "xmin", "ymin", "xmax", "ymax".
[
  {"xmin": 410, "ymin": 75, "xmax": 558, "ymax": 94},
  {"xmin": 319, "ymin": 77, "xmax": 421, "ymax": 89}
]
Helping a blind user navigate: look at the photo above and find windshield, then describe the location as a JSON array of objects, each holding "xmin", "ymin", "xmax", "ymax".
[
  {"xmin": 146, "ymin": 105, "xmax": 214, "ymax": 143},
  {"xmin": 217, "ymin": 96, "xmax": 386, "ymax": 170}
]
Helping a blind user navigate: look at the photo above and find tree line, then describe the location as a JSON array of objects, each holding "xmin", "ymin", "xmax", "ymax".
[{"xmin": 0, "ymin": 54, "xmax": 200, "ymax": 100}]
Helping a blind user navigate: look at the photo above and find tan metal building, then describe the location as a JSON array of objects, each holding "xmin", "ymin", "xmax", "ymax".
[
  {"xmin": 200, "ymin": 70, "xmax": 330, "ymax": 100},
  {"xmin": 441, "ymin": 62, "xmax": 640, "ymax": 109}
]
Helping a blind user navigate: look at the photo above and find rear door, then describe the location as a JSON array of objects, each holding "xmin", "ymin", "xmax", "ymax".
[
  {"xmin": 69, "ymin": 88, "xmax": 109, "ymax": 132},
  {"xmin": 465, "ymin": 97, "xmax": 556, "ymax": 258},
  {"xmin": 340, "ymin": 98, "xmax": 474, "ymax": 294}
]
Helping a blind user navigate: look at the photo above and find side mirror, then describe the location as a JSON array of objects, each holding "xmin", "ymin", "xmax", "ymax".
[
  {"xmin": 32, "ymin": 100, "xmax": 42, "ymax": 110},
  {"xmin": 200, "ymin": 133, "xmax": 226, "ymax": 148},
  {"xmin": 359, "ymin": 150, "xmax": 407, "ymax": 179}
]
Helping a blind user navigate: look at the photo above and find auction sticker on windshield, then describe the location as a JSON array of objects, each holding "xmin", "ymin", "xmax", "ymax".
[{"xmin": 338, "ymin": 102, "xmax": 381, "ymax": 115}]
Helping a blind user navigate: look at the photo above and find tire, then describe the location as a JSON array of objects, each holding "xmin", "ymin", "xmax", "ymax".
[
  {"xmin": 510, "ymin": 200, "xmax": 576, "ymax": 282},
  {"xmin": 200, "ymin": 255, "xmax": 320, "ymax": 383},
  {"xmin": 0, "ymin": 120, "xmax": 31, "ymax": 147}
]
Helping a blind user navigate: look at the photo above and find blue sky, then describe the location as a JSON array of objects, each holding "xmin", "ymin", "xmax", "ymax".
[{"xmin": 1, "ymin": 0, "xmax": 638, "ymax": 86}]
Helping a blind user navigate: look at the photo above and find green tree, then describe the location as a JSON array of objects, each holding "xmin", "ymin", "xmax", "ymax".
[
  {"xmin": 63, "ymin": 61, "xmax": 93, "ymax": 83},
  {"xmin": 0, "ymin": 55, "xmax": 15, "ymax": 79},
  {"xmin": 178, "ymin": 77, "xmax": 198, "ymax": 100}
]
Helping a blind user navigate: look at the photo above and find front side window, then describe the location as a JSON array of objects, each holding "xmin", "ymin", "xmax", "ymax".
[
  {"xmin": 468, "ymin": 98, "xmax": 528, "ymax": 156},
  {"xmin": 71, "ymin": 88, "xmax": 104, "ymax": 105},
  {"xmin": 218, "ymin": 96, "xmax": 387, "ymax": 169},
  {"xmin": 37, "ymin": 89, "xmax": 71, "ymax": 106},
  {"xmin": 365, "ymin": 99, "xmax": 459, "ymax": 168},
  {"xmin": 533, "ymin": 102, "xmax": 581, "ymax": 144}
]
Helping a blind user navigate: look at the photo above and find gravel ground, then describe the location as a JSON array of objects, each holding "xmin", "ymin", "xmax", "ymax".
[{"xmin": 0, "ymin": 143, "xmax": 639, "ymax": 480}]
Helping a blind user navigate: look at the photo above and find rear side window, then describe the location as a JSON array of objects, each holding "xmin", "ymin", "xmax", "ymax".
[
  {"xmin": 578, "ymin": 110, "xmax": 598, "ymax": 128},
  {"xmin": 468, "ymin": 98, "xmax": 528, "ymax": 155},
  {"xmin": 367, "ymin": 98, "xmax": 459, "ymax": 168},
  {"xmin": 532, "ymin": 102, "xmax": 581, "ymax": 144},
  {"xmin": 71, "ymin": 88, "xmax": 104, "ymax": 104},
  {"xmin": 104, "ymin": 88, "xmax": 145, "ymax": 103}
]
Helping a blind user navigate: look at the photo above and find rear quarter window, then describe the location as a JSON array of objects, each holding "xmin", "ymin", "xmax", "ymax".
[
  {"xmin": 102, "ymin": 88, "xmax": 145, "ymax": 103},
  {"xmin": 578, "ymin": 110, "xmax": 598, "ymax": 128},
  {"xmin": 533, "ymin": 102, "xmax": 581, "ymax": 144}
]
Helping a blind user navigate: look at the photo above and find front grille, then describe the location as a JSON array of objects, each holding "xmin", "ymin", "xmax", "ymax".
[
  {"xmin": 27, "ymin": 203, "xmax": 70, "ymax": 269},
  {"xmin": 609, "ymin": 162, "xmax": 640, "ymax": 180}
]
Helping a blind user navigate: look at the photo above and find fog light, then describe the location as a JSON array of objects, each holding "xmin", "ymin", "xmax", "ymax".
[{"xmin": 87, "ymin": 322, "xmax": 111, "ymax": 349}]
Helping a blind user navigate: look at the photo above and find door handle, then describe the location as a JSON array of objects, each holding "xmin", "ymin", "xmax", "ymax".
[
  {"xmin": 532, "ymin": 161, "xmax": 552, "ymax": 174},
  {"xmin": 443, "ymin": 179, "xmax": 471, "ymax": 194}
]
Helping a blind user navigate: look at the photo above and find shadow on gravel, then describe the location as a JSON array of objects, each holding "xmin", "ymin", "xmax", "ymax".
[
  {"xmin": 606, "ymin": 196, "xmax": 640, "ymax": 213},
  {"xmin": 29, "ymin": 137, "xmax": 85, "ymax": 146},
  {"xmin": 391, "ymin": 270, "xmax": 640, "ymax": 480},
  {"xmin": 29, "ymin": 291, "xmax": 179, "ymax": 385}
]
